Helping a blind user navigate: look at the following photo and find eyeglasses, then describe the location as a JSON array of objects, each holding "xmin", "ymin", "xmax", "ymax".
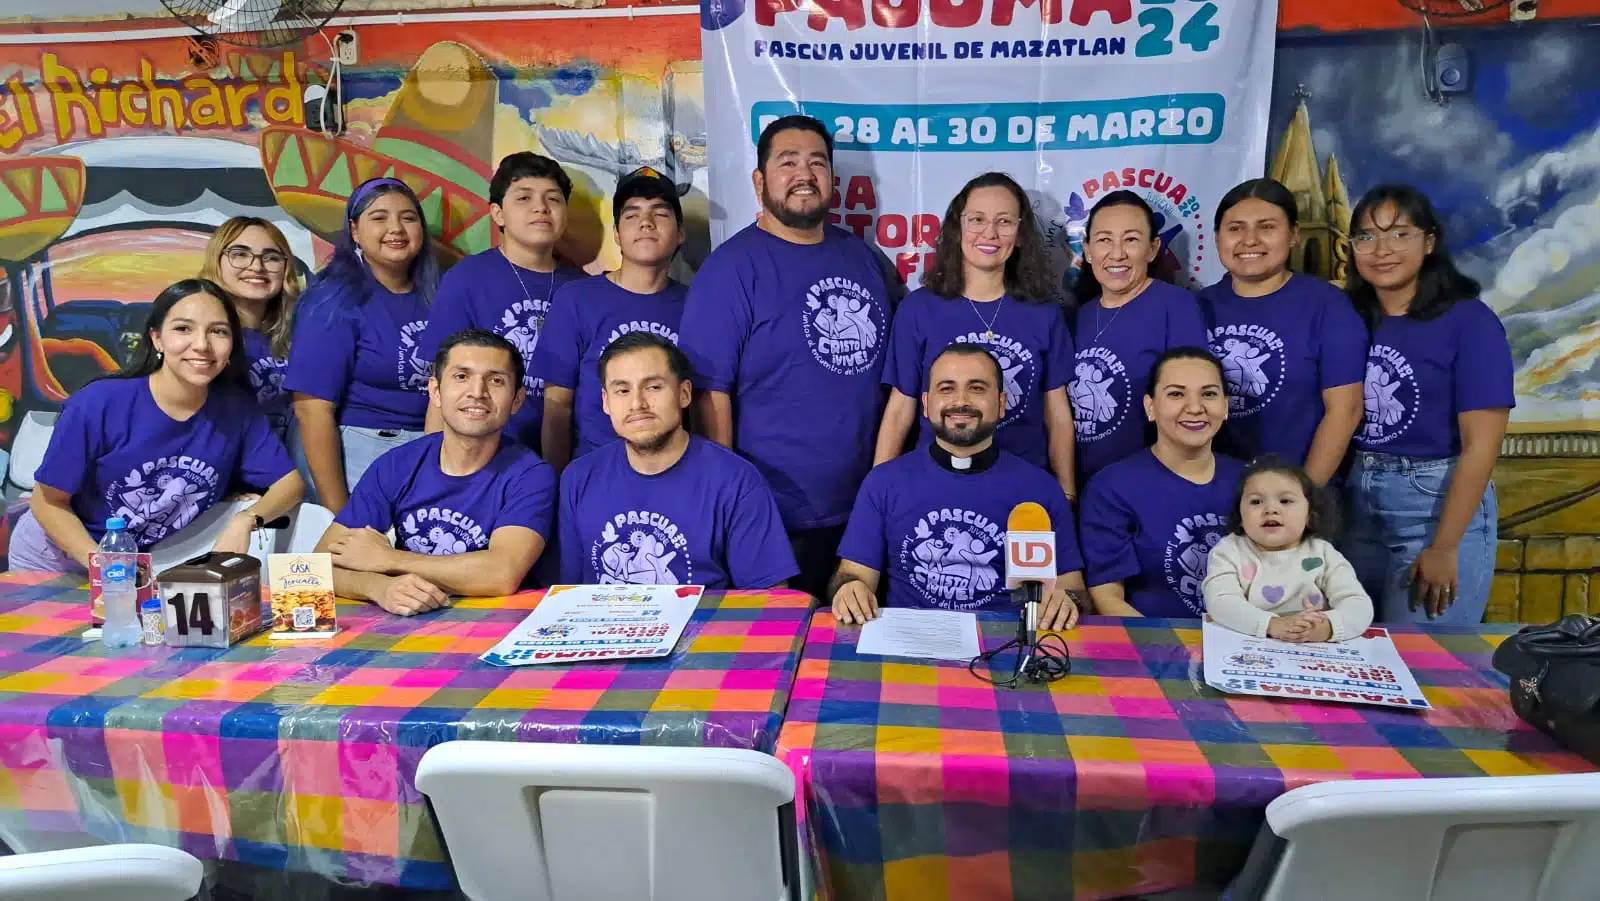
[
  {"xmin": 223, "ymin": 246, "xmax": 289, "ymax": 272},
  {"xmin": 1350, "ymin": 228, "xmax": 1426, "ymax": 255},
  {"xmin": 960, "ymin": 214, "xmax": 1020, "ymax": 235}
]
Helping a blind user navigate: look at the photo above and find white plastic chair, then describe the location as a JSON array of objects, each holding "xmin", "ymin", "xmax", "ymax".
[
  {"xmin": 148, "ymin": 501, "xmax": 334, "ymax": 573},
  {"xmin": 6, "ymin": 411, "xmax": 57, "ymax": 493},
  {"xmin": 1251, "ymin": 773, "xmax": 1600, "ymax": 901},
  {"xmin": 0, "ymin": 843, "xmax": 203, "ymax": 901},
  {"xmin": 415, "ymin": 741, "xmax": 802, "ymax": 901}
]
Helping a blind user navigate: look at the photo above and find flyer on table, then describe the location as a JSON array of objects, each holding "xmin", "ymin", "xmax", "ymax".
[
  {"xmin": 702, "ymin": 0, "xmax": 1280, "ymax": 289},
  {"xmin": 481, "ymin": 584, "xmax": 704, "ymax": 667},
  {"xmin": 1202, "ymin": 619, "xmax": 1432, "ymax": 710}
]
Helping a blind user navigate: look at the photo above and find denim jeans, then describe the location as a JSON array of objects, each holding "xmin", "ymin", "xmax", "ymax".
[
  {"xmin": 291, "ymin": 425, "xmax": 422, "ymax": 506},
  {"xmin": 1340, "ymin": 452, "xmax": 1497, "ymax": 625}
]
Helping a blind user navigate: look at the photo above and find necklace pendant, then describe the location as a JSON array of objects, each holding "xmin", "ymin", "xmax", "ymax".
[{"xmin": 984, "ymin": 330, "xmax": 994, "ymax": 340}]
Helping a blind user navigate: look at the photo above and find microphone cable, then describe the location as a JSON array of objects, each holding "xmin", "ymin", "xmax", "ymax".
[{"xmin": 968, "ymin": 623, "xmax": 1072, "ymax": 688}]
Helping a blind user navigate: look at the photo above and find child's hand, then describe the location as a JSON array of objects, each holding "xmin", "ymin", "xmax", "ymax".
[
  {"xmin": 1267, "ymin": 616, "xmax": 1312, "ymax": 642},
  {"xmin": 1294, "ymin": 611, "xmax": 1334, "ymax": 643}
]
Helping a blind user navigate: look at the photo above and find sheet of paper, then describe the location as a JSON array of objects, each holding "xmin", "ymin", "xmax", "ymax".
[
  {"xmin": 1202, "ymin": 618, "xmax": 1431, "ymax": 710},
  {"xmin": 856, "ymin": 607, "xmax": 981, "ymax": 662},
  {"xmin": 481, "ymin": 584, "xmax": 703, "ymax": 667}
]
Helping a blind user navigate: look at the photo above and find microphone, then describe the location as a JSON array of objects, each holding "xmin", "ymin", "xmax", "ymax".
[{"xmin": 1005, "ymin": 502, "xmax": 1056, "ymax": 675}]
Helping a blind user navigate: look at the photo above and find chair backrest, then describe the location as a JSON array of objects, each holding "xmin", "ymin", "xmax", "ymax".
[
  {"xmin": 6, "ymin": 411, "xmax": 58, "ymax": 492},
  {"xmin": 1261, "ymin": 773, "xmax": 1600, "ymax": 901},
  {"xmin": 283, "ymin": 504, "xmax": 335, "ymax": 554},
  {"xmin": 415, "ymin": 741, "xmax": 800, "ymax": 901},
  {"xmin": 0, "ymin": 843, "xmax": 203, "ymax": 901}
]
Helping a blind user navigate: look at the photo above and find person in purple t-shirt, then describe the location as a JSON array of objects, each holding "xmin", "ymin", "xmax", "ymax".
[
  {"xmin": 418, "ymin": 153, "xmax": 584, "ymax": 450},
  {"xmin": 876, "ymin": 172, "xmax": 1077, "ymax": 497},
  {"xmin": 1069, "ymin": 191, "xmax": 1208, "ymax": 482},
  {"xmin": 10, "ymin": 280, "xmax": 303, "ymax": 572},
  {"xmin": 559, "ymin": 332, "xmax": 799, "ymax": 589},
  {"xmin": 678, "ymin": 115, "xmax": 893, "ymax": 601},
  {"xmin": 198, "ymin": 216, "xmax": 303, "ymax": 442},
  {"xmin": 317, "ymin": 329, "xmax": 556, "ymax": 616},
  {"xmin": 1080, "ymin": 347, "xmax": 1245, "ymax": 618},
  {"xmin": 833, "ymin": 344, "xmax": 1086, "ymax": 628},
  {"xmin": 1340, "ymin": 186, "xmax": 1514, "ymax": 626},
  {"xmin": 537, "ymin": 168, "xmax": 688, "ymax": 471},
  {"xmin": 1200, "ymin": 179, "xmax": 1365, "ymax": 482},
  {"xmin": 286, "ymin": 177, "xmax": 439, "ymax": 514}
]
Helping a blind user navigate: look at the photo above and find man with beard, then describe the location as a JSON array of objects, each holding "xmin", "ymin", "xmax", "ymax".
[
  {"xmin": 678, "ymin": 114, "xmax": 894, "ymax": 602},
  {"xmin": 557, "ymin": 332, "xmax": 799, "ymax": 589},
  {"xmin": 318, "ymin": 329, "xmax": 558, "ymax": 615},
  {"xmin": 831, "ymin": 344, "xmax": 1087, "ymax": 626}
]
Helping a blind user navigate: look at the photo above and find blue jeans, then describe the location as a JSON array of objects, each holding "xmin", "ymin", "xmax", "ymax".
[
  {"xmin": 291, "ymin": 425, "xmax": 421, "ymax": 505},
  {"xmin": 1341, "ymin": 452, "xmax": 1497, "ymax": 625}
]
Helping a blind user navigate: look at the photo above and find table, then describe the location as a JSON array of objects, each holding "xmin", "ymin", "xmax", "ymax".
[
  {"xmin": 0, "ymin": 572, "xmax": 812, "ymax": 890},
  {"xmin": 776, "ymin": 613, "xmax": 1596, "ymax": 901}
]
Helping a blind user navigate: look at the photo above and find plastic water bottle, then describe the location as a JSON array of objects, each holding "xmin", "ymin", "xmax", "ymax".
[{"xmin": 99, "ymin": 518, "xmax": 142, "ymax": 649}]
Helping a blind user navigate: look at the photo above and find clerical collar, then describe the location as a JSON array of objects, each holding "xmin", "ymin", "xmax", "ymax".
[{"xmin": 929, "ymin": 441, "xmax": 999, "ymax": 474}]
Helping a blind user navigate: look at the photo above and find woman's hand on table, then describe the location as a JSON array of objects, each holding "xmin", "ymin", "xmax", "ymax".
[
  {"xmin": 211, "ymin": 511, "xmax": 257, "ymax": 555},
  {"xmin": 375, "ymin": 573, "xmax": 449, "ymax": 616},
  {"xmin": 1039, "ymin": 588, "xmax": 1081, "ymax": 631},
  {"xmin": 833, "ymin": 581, "xmax": 879, "ymax": 625}
]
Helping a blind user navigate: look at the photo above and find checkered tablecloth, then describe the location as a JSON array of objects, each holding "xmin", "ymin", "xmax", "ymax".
[
  {"xmin": 0, "ymin": 572, "xmax": 812, "ymax": 888},
  {"xmin": 776, "ymin": 612, "xmax": 1596, "ymax": 901}
]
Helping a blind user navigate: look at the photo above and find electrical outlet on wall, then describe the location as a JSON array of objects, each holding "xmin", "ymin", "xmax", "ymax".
[{"xmin": 335, "ymin": 29, "xmax": 359, "ymax": 66}]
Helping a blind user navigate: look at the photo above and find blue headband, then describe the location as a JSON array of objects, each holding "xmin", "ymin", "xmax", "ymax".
[{"xmin": 347, "ymin": 177, "xmax": 412, "ymax": 219}]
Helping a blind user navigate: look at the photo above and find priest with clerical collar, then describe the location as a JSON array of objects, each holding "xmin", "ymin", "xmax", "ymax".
[{"xmin": 829, "ymin": 343, "xmax": 1086, "ymax": 627}]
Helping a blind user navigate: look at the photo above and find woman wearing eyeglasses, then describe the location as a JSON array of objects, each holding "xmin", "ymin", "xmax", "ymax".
[
  {"xmin": 198, "ymin": 217, "xmax": 303, "ymax": 441},
  {"xmin": 1341, "ymin": 185, "xmax": 1513, "ymax": 625},
  {"xmin": 875, "ymin": 172, "xmax": 1078, "ymax": 500}
]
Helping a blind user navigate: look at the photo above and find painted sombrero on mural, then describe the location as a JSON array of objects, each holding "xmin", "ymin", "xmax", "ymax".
[
  {"xmin": 0, "ymin": 156, "xmax": 85, "ymax": 263},
  {"xmin": 260, "ymin": 41, "xmax": 497, "ymax": 260}
]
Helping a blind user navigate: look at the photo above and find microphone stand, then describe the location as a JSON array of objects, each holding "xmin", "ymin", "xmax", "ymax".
[{"xmin": 1013, "ymin": 581, "xmax": 1041, "ymax": 682}]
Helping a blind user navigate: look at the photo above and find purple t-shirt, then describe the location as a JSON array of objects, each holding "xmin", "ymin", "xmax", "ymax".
[
  {"xmin": 335, "ymin": 431, "xmax": 557, "ymax": 554},
  {"xmin": 533, "ymin": 275, "xmax": 688, "ymax": 458},
  {"xmin": 557, "ymin": 436, "xmax": 799, "ymax": 589},
  {"xmin": 837, "ymin": 448, "xmax": 1084, "ymax": 612},
  {"xmin": 284, "ymin": 280, "xmax": 431, "ymax": 431},
  {"xmin": 243, "ymin": 327, "xmax": 290, "ymax": 438},
  {"xmin": 418, "ymin": 248, "xmax": 584, "ymax": 447},
  {"xmin": 1069, "ymin": 280, "xmax": 1207, "ymax": 479},
  {"xmin": 884, "ymin": 288, "xmax": 1075, "ymax": 469},
  {"xmin": 33, "ymin": 376, "xmax": 293, "ymax": 548},
  {"xmin": 1199, "ymin": 274, "xmax": 1367, "ymax": 463},
  {"xmin": 1354, "ymin": 298, "xmax": 1515, "ymax": 459},
  {"xmin": 678, "ymin": 223, "xmax": 891, "ymax": 531},
  {"xmin": 1079, "ymin": 449, "xmax": 1244, "ymax": 618}
]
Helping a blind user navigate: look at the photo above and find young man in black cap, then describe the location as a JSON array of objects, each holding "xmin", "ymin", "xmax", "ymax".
[{"xmin": 533, "ymin": 167, "xmax": 688, "ymax": 471}]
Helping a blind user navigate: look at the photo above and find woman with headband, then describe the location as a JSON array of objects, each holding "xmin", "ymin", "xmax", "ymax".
[{"xmin": 285, "ymin": 176, "xmax": 439, "ymax": 513}]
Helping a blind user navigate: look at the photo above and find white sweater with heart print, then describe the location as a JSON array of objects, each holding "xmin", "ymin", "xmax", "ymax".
[{"xmin": 1201, "ymin": 534, "xmax": 1374, "ymax": 642}]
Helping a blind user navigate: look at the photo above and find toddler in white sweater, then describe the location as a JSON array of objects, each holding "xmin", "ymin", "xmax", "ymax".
[{"xmin": 1203, "ymin": 459, "xmax": 1373, "ymax": 643}]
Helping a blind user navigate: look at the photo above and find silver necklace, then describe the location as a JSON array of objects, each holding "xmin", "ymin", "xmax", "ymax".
[
  {"xmin": 966, "ymin": 295, "xmax": 1003, "ymax": 340},
  {"xmin": 1092, "ymin": 299, "xmax": 1127, "ymax": 345},
  {"xmin": 502, "ymin": 247, "xmax": 555, "ymax": 319}
]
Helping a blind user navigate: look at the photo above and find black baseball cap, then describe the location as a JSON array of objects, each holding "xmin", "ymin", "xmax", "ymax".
[{"xmin": 613, "ymin": 166, "xmax": 683, "ymax": 225}]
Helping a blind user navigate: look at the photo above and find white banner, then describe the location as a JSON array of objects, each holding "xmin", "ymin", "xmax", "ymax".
[{"xmin": 701, "ymin": 0, "xmax": 1279, "ymax": 290}]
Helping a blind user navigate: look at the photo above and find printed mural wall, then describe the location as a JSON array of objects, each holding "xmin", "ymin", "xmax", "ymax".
[{"xmin": 0, "ymin": 1, "xmax": 1596, "ymax": 624}]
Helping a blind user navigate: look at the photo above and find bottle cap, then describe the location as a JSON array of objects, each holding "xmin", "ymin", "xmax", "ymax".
[
  {"xmin": 105, "ymin": 517, "xmax": 127, "ymax": 531},
  {"xmin": 141, "ymin": 599, "xmax": 161, "ymax": 611}
]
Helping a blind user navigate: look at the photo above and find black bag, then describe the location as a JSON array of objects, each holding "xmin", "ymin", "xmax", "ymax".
[{"xmin": 1491, "ymin": 614, "xmax": 1600, "ymax": 766}]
